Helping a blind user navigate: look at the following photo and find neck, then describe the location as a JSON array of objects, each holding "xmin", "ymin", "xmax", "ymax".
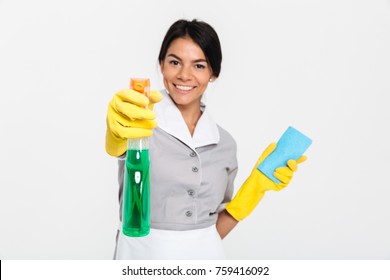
[{"xmin": 177, "ymin": 104, "xmax": 202, "ymax": 136}]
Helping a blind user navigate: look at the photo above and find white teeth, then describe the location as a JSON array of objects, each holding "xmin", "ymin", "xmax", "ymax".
[{"xmin": 176, "ymin": 85, "xmax": 193, "ymax": 91}]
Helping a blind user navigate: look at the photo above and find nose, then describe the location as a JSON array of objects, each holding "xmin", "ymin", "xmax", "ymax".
[{"xmin": 177, "ymin": 65, "xmax": 192, "ymax": 81}]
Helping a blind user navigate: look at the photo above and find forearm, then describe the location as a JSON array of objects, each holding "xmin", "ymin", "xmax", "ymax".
[{"xmin": 216, "ymin": 210, "xmax": 239, "ymax": 239}]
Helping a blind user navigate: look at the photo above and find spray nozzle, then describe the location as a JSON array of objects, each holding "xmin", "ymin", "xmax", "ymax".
[{"xmin": 130, "ymin": 78, "xmax": 150, "ymax": 94}]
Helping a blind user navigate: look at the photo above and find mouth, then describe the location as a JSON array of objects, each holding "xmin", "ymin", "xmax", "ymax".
[{"xmin": 174, "ymin": 84, "xmax": 195, "ymax": 92}]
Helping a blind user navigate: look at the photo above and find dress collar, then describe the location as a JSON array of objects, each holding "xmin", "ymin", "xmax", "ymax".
[{"xmin": 154, "ymin": 89, "xmax": 220, "ymax": 150}]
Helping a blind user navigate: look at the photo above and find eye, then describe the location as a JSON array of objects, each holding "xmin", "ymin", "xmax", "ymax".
[
  {"xmin": 168, "ymin": 60, "xmax": 180, "ymax": 66},
  {"xmin": 195, "ymin": 64, "xmax": 206, "ymax": 70}
]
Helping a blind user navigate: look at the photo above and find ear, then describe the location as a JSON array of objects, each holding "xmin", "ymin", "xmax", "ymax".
[{"xmin": 209, "ymin": 75, "xmax": 217, "ymax": 83}]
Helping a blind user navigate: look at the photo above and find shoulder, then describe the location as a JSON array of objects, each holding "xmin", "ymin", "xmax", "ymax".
[{"xmin": 216, "ymin": 125, "xmax": 237, "ymax": 150}]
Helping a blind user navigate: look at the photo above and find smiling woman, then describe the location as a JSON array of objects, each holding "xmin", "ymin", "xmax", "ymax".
[
  {"xmin": 160, "ymin": 37, "xmax": 215, "ymax": 135},
  {"xmin": 105, "ymin": 19, "xmax": 306, "ymax": 260},
  {"xmin": 158, "ymin": 20, "xmax": 221, "ymax": 135}
]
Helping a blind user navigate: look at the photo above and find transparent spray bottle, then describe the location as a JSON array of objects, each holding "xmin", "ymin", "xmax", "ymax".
[{"xmin": 122, "ymin": 78, "xmax": 151, "ymax": 237}]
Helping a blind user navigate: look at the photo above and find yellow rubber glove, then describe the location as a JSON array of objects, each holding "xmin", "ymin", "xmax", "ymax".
[
  {"xmin": 226, "ymin": 143, "xmax": 307, "ymax": 221},
  {"xmin": 105, "ymin": 89, "xmax": 163, "ymax": 156}
]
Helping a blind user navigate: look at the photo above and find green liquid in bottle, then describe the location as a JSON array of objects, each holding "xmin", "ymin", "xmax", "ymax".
[{"xmin": 122, "ymin": 148, "xmax": 150, "ymax": 237}]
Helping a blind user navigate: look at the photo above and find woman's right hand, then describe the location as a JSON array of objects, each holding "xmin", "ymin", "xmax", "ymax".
[{"xmin": 105, "ymin": 89, "xmax": 163, "ymax": 156}]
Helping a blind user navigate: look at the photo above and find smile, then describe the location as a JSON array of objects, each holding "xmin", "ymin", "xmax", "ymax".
[{"xmin": 175, "ymin": 84, "xmax": 195, "ymax": 91}]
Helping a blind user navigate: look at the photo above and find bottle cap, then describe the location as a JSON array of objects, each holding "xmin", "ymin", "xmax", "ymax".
[{"xmin": 130, "ymin": 78, "xmax": 150, "ymax": 94}]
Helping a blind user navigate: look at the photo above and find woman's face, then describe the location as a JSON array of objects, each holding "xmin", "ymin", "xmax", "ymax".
[{"xmin": 160, "ymin": 37, "xmax": 215, "ymax": 110}]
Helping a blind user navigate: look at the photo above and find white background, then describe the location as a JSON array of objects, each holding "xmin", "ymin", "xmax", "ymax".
[{"xmin": 0, "ymin": 0, "xmax": 389, "ymax": 260}]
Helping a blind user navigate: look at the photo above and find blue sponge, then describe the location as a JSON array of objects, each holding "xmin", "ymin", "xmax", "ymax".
[{"xmin": 257, "ymin": 126, "xmax": 312, "ymax": 183}]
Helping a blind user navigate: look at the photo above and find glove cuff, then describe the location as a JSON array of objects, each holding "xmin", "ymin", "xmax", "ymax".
[
  {"xmin": 226, "ymin": 191, "xmax": 266, "ymax": 221},
  {"xmin": 225, "ymin": 173, "xmax": 267, "ymax": 221}
]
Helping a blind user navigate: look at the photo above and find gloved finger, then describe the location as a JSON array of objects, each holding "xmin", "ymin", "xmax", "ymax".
[
  {"xmin": 287, "ymin": 155, "xmax": 307, "ymax": 171},
  {"xmin": 108, "ymin": 107, "xmax": 156, "ymax": 134},
  {"xmin": 255, "ymin": 142, "xmax": 277, "ymax": 166},
  {"xmin": 273, "ymin": 169, "xmax": 292, "ymax": 185},
  {"xmin": 148, "ymin": 90, "xmax": 163, "ymax": 110},
  {"xmin": 113, "ymin": 97, "xmax": 156, "ymax": 120},
  {"xmin": 116, "ymin": 89, "xmax": 150, "ymax": 107},
  {"xmin": 276, "ymin": 182, "xmax": 288, "ymax": 189},
  {"xmin": 114, "ymin": 112, "xmax": 157, "ymax": 129},
  {"xmin": 275, "ymin": 166, "xmax": 294, "ymax": 178},
  {"xmin": 287, "ymin": 159, "xmax": 298, "ymax": 172},
  {"xmin": 296, "ymin": 155, "xmax": 307, "ymax": 164},
  {"xmin": 108, "ymin": 117, "xmax": 156, "ymax": 139}
]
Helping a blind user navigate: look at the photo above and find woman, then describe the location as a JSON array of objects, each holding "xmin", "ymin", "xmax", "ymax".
[{"xmin": 105, "ymin": 19, "xmax": 306, "ymax": 259}]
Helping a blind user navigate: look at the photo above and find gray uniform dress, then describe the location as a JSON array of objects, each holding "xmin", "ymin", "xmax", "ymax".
[{"xmin": 114, "ymin": 90, "xmax": 238, "ymax": 259}]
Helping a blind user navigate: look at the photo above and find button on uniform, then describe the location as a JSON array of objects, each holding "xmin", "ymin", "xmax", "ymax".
[
  {"xmin": 185, "ymin": 149, "xmax": 200, "ymax": 222},
  {"xmin": 187, "ymin": 189, "xmax": 195, "ymax": 197},
  {"xmin": 185, "ymin": 210, "xmax": 193, "ymax": 217}
]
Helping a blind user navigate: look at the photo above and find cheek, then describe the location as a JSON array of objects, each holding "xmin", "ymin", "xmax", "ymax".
[
  {"xmin": 198, "ymin": 69, "xmax": 213, "ymax": 84},
  {"xmin": 198, "ymin": 75, "xmax": 211, "ymax": 87},
  {"xmin": 162, "ymin": 72, "xmax": 174, "ymax": 91},
  {"xmin": 162, "ymin": 78, "xmax": 170, "ymax": 91},
  {"xmin": 162, "ymin": 67, "xmax": 176, "ymax": 82}
]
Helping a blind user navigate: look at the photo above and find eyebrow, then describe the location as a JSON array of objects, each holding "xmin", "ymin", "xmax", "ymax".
[{"xmin": 167, "ymin": 54, "xmax": 208, "ymax": 64}]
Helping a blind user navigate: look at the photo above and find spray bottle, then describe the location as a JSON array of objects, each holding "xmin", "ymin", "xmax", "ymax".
[{"xmin": 122, "ymin": 78, "xmax": 151, "ymax": 237}]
